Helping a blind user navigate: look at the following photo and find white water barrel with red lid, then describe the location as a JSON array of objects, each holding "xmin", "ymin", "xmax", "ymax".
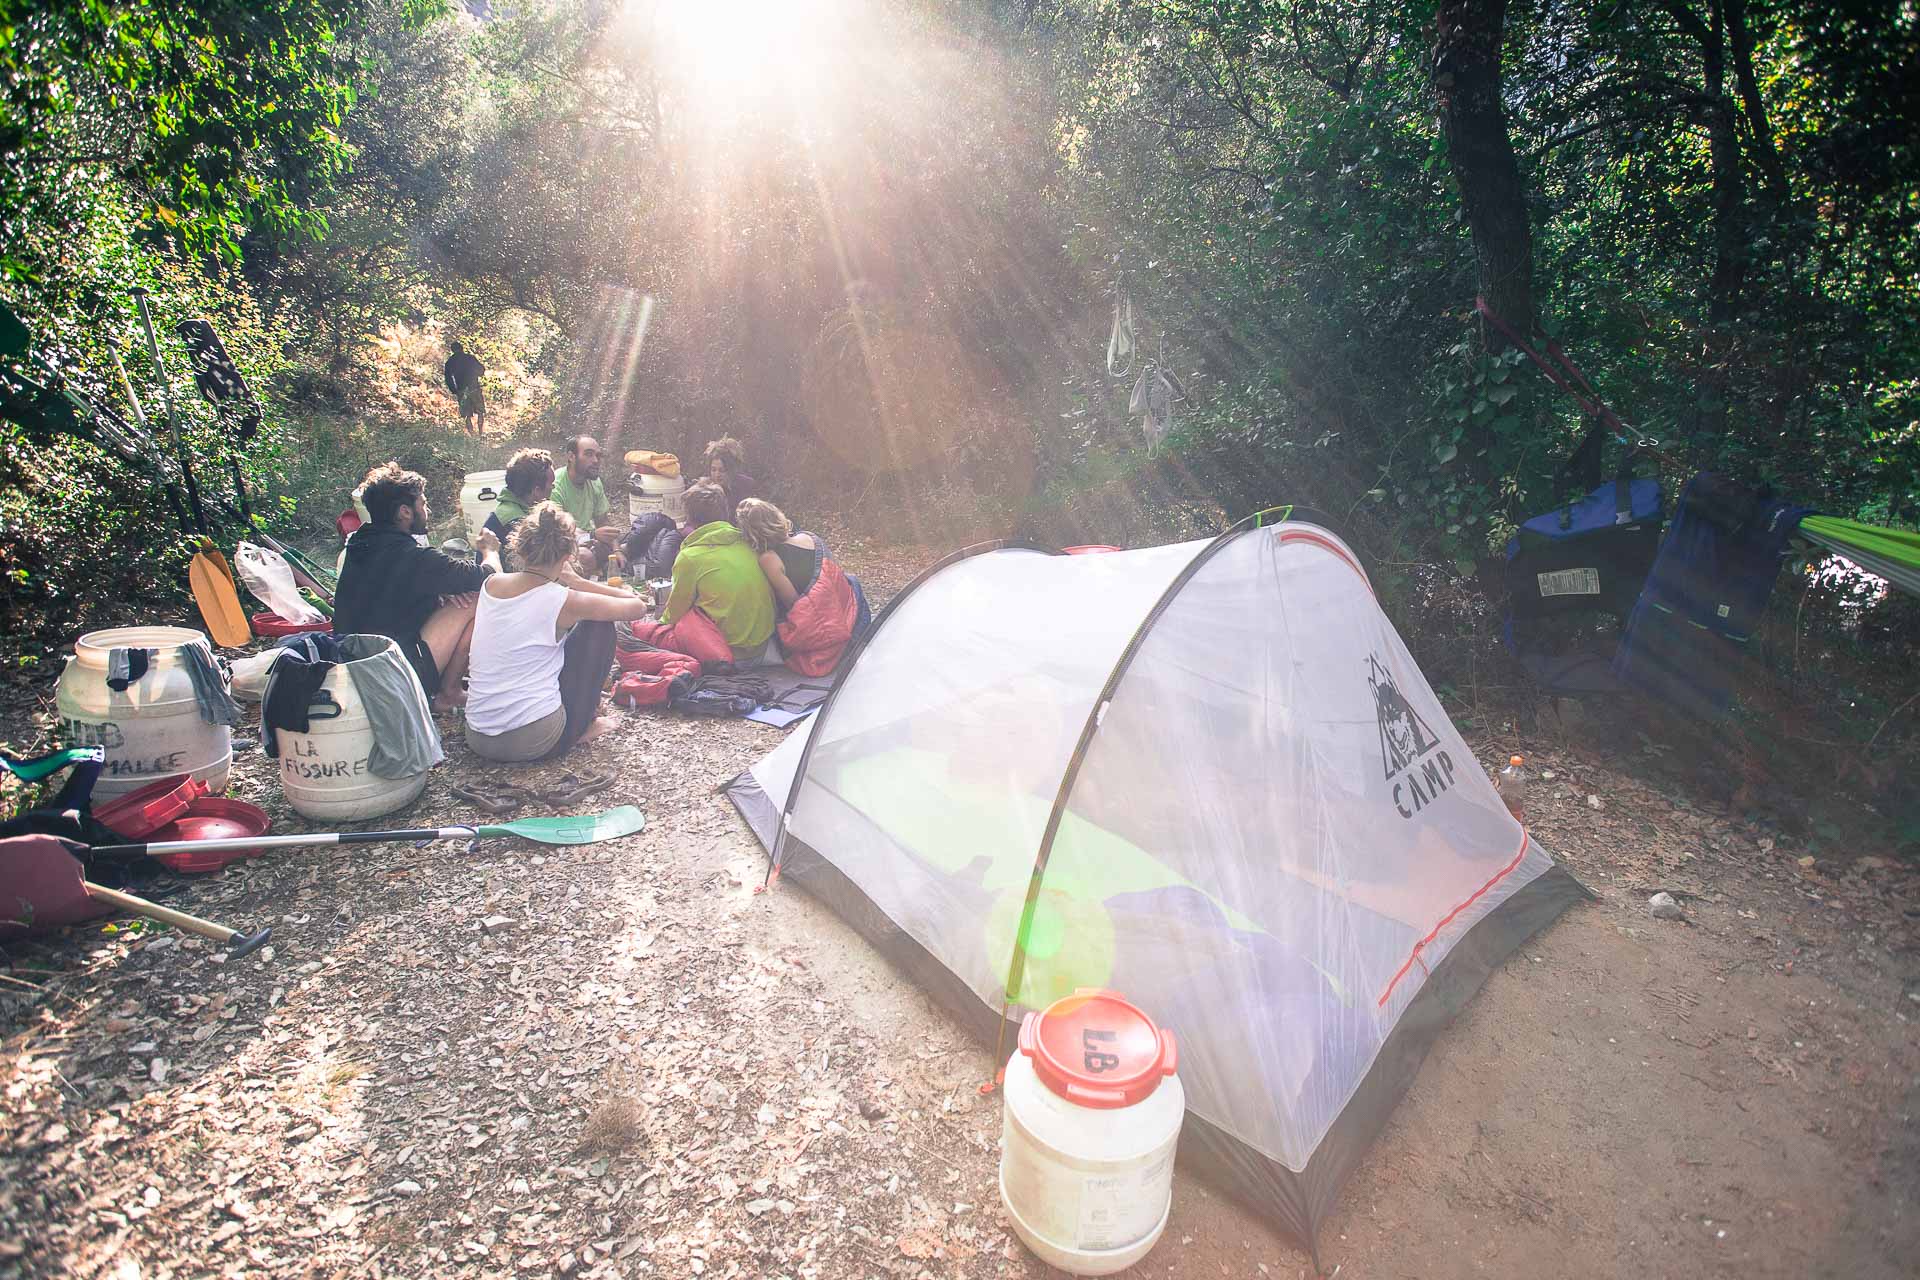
[
  {"xmin": 55, "ymin": 626, "xmax": 233, "ymax": 800},
  {"xmin": 999, "ymin": 989, "xmax": 1183, "ymax": 1275}
]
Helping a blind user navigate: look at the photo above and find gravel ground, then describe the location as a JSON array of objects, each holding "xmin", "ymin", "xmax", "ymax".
[{"xmin": 3, "ymin": 529, "xmax": 1915, "ymax": 1280}]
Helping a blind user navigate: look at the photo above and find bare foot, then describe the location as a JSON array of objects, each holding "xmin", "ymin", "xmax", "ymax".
[
  {"xmin": 578, "ymin": 715, "xmax": 619, "ymax": 744},
  {"xmin": 433, "ymin": 689, "xmax": 467, "ymax": 712}
]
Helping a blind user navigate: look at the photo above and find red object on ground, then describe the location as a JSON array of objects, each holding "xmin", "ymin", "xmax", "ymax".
[
  {"xmin": 148, "ymin": 797, "xmax": 272, "ymax": 873},
  {"xmin": 777, "ymin": 557, "xmax": 860, "ymax": 677},
  {"xmin": 1063, "ymin": 544, "xmax": 1122, "ymax": 555},
  {"xmin": 0, "ymin": 836, "xmax": 112, "ymax": 937},
  {"xmin": 92, "ymin": 773, "xmax": 208, "ymax": 840},
  {"xmin": 613, "ymin": 649, "xmax": 701, "ymax": 708},
  {"xmin": 1016, "ymin": 988, "xmax": 1177, "ymax": 1109},
  {"xmin": 336, "ymin": 509, "xmax": 363, "ymax": 539},
  {"xmin": 625, "ymin": 608, "xmax": 733, "ymax": 668},
  {"xmin": 616, "ymin": 648, "xmax": 704, "ymax": 678},
  {"xmin": 250, "ymin": 611, "xmax": 331, "ymax": 638}
]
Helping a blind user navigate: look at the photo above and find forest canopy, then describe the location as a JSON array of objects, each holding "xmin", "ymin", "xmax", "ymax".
[{"xmin": 1, "ymin": 0, "xmax": 1916, "ymax": 645}]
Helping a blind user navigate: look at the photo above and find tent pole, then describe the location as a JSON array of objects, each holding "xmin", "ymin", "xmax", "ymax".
[{"xmin": 999, "ymin": 509, "xmax": 1353, "ymax": 1024}]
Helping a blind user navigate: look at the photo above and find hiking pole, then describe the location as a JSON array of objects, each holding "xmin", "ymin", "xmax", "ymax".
[
  {"xmin": 84, "ymin": 882, "xmax": 272, "ymax": 959},
  {"xmin": 86, "ymin": 806, "xmax": 647, "ymax": 860},
  {"xmin": 104, "ymin": 335, "xmax": 194, "ymax": 536},
  {"xmin": 130, "ymin": 287, "xmax": 209, "ymax": 535}
]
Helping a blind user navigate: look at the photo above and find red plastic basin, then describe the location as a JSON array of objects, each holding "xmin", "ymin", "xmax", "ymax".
[{"xmin": 149, "ymin": 797, "xmax": 273, "ymax": 873}]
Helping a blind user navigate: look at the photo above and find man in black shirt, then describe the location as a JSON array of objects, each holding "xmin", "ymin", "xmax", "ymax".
[
  {"xmin": 444, "ymin": 340, "xmax": 486, "ymax": 436},
  {"xmin": 334, "ymin": 462, "xmax": 502, "ymax": 708}
]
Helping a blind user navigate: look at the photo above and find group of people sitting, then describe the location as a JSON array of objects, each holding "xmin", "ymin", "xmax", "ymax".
[{"xmin": 329, "ymin": 434, "xmax": 857, "ymax": 766}]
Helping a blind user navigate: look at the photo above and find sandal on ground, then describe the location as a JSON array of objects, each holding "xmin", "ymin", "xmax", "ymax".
[
  {"xmin": 451, "ymin": 782, "xmax": 532, "ymax": 815},
  {"xmin": 541, "ymin": 771, "xmax": 614, "ymax": 808}
]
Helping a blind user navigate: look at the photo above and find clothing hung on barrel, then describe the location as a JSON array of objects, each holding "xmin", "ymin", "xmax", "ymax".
[{"xmin": 261, "ymin": 632, "xmax": 443, "ymax": 778}]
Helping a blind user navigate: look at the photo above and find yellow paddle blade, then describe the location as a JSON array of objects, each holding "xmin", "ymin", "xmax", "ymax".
[{"xmin": 189, "ymin": 541, "xmax": 252, "ymax": 648}]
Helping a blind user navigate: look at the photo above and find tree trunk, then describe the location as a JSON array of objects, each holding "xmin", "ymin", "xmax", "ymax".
[
  {"xmin": 1725, "ymin": 0, "xmax": 1789, "ymax": 204},
  {"xmin": 1699, "ymin": 1, "xmax": 1745, "ymax": 325},
  {"xmin": 1432, "ymin": 0, "xmax": 1534, "ymax": 343}
]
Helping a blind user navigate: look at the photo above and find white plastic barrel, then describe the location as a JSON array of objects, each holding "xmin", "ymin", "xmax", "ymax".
[
  {"xmin": 459, "ymin": 469, "xmax": 508, "ymax": 542},
  {"xmin": 273, "ymin": 638, "xmax": 430, "ymax": 820},
  {"xmin": 999, "ymin": 990, "xmax": 1183, "ymax": 1276},
  {"xmin": 55, "ymin": 626, "xmax": 233, "ymax": 800},
  {"xmin": 629, "ymin": 473, "xmax": 686, "ymax": 523}
]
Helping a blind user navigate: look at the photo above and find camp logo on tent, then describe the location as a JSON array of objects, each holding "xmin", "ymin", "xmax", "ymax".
[{"xmin": 1367, "ymin": 653, "xmax": 1458, "ymax": 819}]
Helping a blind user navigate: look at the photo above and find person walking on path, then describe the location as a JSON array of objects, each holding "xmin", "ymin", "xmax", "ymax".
[{"xmin": 444, "ymin": 340, "xmax": 487, "ymax": 436}]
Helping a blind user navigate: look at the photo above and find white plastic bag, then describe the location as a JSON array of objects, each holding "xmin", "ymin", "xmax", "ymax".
[{"xmin": 234, "ymin": 542, "xmax": 326, "ymax": 624}]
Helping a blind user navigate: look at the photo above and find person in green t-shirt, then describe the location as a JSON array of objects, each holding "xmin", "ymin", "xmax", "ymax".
[{"xmin": 550, "ymin": 434, "xmax": 623, "ymax": 575}]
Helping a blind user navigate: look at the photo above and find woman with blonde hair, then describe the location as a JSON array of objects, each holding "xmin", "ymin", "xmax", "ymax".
[
  {"xmin": 464, "ymin": 502, "xmax": 654, "ymax": 761},
  {"xmin": 735, "ymin": 498, "xmax": 871, "ymax": 675},
  {"xmin": 734, "ymin": 498, "xmax": 821, "ymax": 612}
]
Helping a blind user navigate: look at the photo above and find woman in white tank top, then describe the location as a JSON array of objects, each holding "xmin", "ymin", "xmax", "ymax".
[{"xmin": 466, "ymin": 502, "xmax": 655, "ymax": 762}]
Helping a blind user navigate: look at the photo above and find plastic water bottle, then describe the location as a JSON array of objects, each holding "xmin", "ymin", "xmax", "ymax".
[{"xmin": 1496, "ymin": 754, "xmax": 1527, "ymax": 819}]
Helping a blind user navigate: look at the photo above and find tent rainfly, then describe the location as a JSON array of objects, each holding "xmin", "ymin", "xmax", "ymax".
[{"xmin": 726, "ymin": 519, "xmax": 1588, "ymax": 1262}]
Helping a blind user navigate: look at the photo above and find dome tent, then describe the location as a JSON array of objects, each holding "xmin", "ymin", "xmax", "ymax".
[{"xmin": 725, "ymin": 517, "xmax": 1587, "ymax": 1262}]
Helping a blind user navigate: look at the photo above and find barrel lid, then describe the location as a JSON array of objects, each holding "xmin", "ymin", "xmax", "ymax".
[
  {"xmin": 93, "ymin": 773, "xmax": 206, "ymax": 840},
  {"xmin": 1017, "ymin": 989, "xmax": 1177, "ymax": 1109}
]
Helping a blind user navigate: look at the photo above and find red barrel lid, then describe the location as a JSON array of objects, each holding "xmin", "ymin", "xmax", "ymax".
[
  {"xmin": 1017, "ymin": 988, "xmax": 1177, "ymax": 1109},
  {"xmin": 93, "ymin": 773, "xmax": 207, "ymax": 840}
]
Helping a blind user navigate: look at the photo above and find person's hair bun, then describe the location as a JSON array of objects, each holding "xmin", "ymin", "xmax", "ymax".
[{"xmin": 509, "ymin": 500, "xmax": 579, "ymax": 569}]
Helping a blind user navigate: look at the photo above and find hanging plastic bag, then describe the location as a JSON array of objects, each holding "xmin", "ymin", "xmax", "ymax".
[
  {"xmin": 1107, "ymin": 291, "xmax": 1137, "ymax": 378},
  {"xmin": 1143, "ymin": 369, "xmax": 1176, "ymax": 453},
  {"xmin": 233, "ymin": 542, "xmax": 327, "ymax": 624}
]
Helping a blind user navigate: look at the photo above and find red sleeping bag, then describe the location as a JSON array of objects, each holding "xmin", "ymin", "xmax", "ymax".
[
  {"xmin": 623, "ymin": 607, "xmax": 733, "ymax": 668},
  {"xmin": 778, "ymin": 557, "xmax": 860, "ymax": 677}
]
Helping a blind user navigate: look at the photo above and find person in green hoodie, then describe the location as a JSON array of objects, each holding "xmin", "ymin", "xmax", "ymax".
[
  {"xmin": 636, "ymin": 481, "xmax": 776, "ymax": 664},
  {"xmin": 482, "ymin": 449, "xmax": 555, "ymax": 566}
]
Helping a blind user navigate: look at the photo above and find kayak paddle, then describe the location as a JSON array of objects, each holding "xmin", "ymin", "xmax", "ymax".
[
  {"xmin": 86, "ymin": 805, "xmax": 647, "ymax": 860},
  {"xmin": 0, "ymin": 834, "xmax": 269, "ymax": 958},
  {"xmin": 86, "ymin": 881, "xmax": 272, "ymax": 959}
]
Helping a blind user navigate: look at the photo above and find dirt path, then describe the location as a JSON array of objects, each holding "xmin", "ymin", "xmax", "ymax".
[{"xmin": 2, "ymin": 535, "xmax": 1915, "ymax": 1280}]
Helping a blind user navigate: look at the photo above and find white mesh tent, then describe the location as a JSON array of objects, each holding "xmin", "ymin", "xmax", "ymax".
[{"xmin": 725, "ymin": 520, "xmax": 1586, "ymax": 1260}]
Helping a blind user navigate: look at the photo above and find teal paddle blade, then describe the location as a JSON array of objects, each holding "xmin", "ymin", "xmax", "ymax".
[
  {"xmin": 478, "ymin": 806, "xmax": 645, "ymax": 845},
  {"xmin": 2, "ymin": 747, "xmax": 104, "ymax": 783}
]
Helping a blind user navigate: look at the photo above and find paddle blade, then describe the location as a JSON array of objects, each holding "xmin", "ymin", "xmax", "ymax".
[
  {"xmin": 481, "ymin": 806, "xmax": 645, "ymax": 846},
  {"xmin": 1, "ymin": 746, "xmax": 103, "ymax": 784},
  {"xmin": 190, "ymin": 541, "xmax": 252, "ymax": 648}
]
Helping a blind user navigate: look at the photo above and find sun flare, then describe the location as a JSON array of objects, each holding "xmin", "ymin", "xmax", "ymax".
[{"xmin": 640, "ymin": 0, "xmax": 844, "ymax": 104}]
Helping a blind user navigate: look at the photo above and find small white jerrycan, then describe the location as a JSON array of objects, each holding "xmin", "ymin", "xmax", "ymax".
[{"xmin": 999, "ymin": 989, "xmax": 1183, "ymax": 1276}]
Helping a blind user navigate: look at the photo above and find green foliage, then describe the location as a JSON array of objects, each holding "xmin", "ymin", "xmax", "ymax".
[
  {"xmin": 1025, "ymin": 0, "xmax": 1920, "ymax": 561},
  {"xmin": 0, "ymin": 0, "xmax": 423, "ymax": 268}
]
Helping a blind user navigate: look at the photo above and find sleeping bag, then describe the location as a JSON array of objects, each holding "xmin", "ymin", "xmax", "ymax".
[{"xmin": 779, "ymin": 556, "xmax": 862, "ymax": 676}]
